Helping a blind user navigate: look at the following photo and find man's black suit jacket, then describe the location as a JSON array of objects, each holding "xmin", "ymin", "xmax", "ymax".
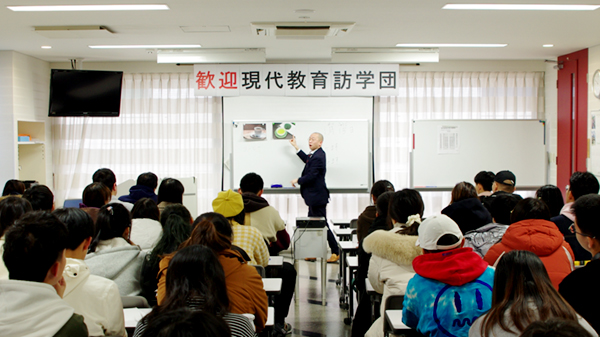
[{"xmin": 297, "ymin": 148, "xmax": 329, "ymax": 207}]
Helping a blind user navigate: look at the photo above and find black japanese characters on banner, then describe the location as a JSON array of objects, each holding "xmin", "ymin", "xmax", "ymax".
[{"xmin": 193, "ymin": 64, "xmax": 399, "ymax": 97}]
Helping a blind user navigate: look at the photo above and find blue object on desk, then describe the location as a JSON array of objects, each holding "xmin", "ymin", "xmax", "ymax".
[{"xmin": 271, "ymin": 184, "xmax": 283, "ymax": 188}]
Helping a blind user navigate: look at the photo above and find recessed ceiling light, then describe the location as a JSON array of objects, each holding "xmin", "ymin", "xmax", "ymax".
[
  {"xmin": 294, "ymin": 9, "xmax": 315, "ymax": 13},
  {"xmin": 543, "ymin": 44, "xmax": 554, "ymax": 48},
  {"xmin": 41, "ymin": 46, "xmax": 52, "ymax": 49},
  {"xmin": 7, "ymin": 4, "xmax": 169, "ymax": 12},
  {"xmin": 89, "ymin": 44, "xmax": 201, "ymax": 49},
  {"xmin": 442, "ymin": 4, "xmax": 600, "ymax": 11},
  {"xmin": 396, "ymin": 43, "xmax": 507, "ymax": 48}
]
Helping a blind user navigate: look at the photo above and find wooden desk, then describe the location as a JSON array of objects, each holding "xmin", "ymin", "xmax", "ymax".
[
  {"xmin": 332, "ymin": 226, "xmax": 355, "ymax": 241},
  {"xmin": 263, "ymin": 278, "xmax": 282, "ymax": 295},
  {"xmin": 366, "ymin": 278, "xmax": 383, "ymax": 322},
  {"xmin": 332, "ymin": 218, "xmax": 352, "ymax": 229},
  {"xmin": 268, "ymin": 256, "xmax": 284, "ymax": 267},
  {"xmin": 124, "ymin": 308, "xmax": 152, "ymax": 329},
  {"xmin": 385, "ymin": 310, "xmax": 413, "ymax": 336},
  {"xmin": 266, "ymin": 307, "xmax": 274, "ymax": 327}
]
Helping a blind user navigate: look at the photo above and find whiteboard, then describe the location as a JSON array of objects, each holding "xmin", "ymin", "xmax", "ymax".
[
  {"xmin": 411, "ymin": 120, "xmax": 546, "ymax": 189},
  {"xmin": 231, "ymin": 120, "xmax": 370, "ymax": 191}
]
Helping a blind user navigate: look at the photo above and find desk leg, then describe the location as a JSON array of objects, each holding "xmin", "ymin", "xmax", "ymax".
[
  {"xmin": 321, "ymin": 258, "xmax": 327, "ymax": 306},
  {"xmin": 294, "ymin": 259, "xmax": 299, "ymax": 304}
]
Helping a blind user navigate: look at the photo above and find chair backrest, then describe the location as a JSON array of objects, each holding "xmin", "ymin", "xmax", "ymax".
[
  {"xmin": 252, "ymin": 264, "xmax": 266, "ymax": 278},
  {"xmin": 121, "ymin": 295, "xmax": 150, "ymax": 308},
  {"xmin": 63, "ymin": 199, "xmax": 82, "ymax": 208},
  {"xmin": 349, "ymin": 219, "xmax": 358, "ymax": 229},
  {"xmin": 383, "ymin": 294, "xmax": 404, "ymax": 335}
]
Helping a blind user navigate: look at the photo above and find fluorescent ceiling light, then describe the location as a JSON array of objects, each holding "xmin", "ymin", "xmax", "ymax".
[
  {"xmin": 543, "ymin": 44, "xmax": 554, "ymax": 48},
  {"xmin": 396, "ymin": 43, "xmax": 507, "ymax": 48},
  {"xmin": 331, "ymin": 48, "xmax": 439, "ymax": 63},
  {"xmin": 156, "ymin": 48, "xmax": 266, "ymax": 63},
  {"xmin": 7, "ymin": 4, "xmax": 169, "ymax": 12},
  {"xmin": 90, "ymin": 44, "xmax": 201, "ymax": 49},
  {"xmin": 41, "ymin": 46, "xmax": 52, "ymax": 49},
  {"xmin": 443, "ymin": 4, "xmax": 600, "ymax": 11}
]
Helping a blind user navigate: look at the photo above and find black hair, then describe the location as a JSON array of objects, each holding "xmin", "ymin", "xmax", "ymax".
[
  {"xmin": 519, "ymin": 318, "xmax": 593, "ymax": 337},
  {"xmin": 510, "ymin": 198, "xmax": 551, "ymax": 224},
  {"xmin": 88, "ymin": 203, "xmax": 131, "ymax": 253},
  {"xmin": 92, "ymin": 168, "xmax": 116, "ymax": 192},
  {"xmin": 569, "ymin": 171, "xmax": 600, "ymax": 200},
  {"xmin": 52, "ymin": 208, "xmax": 95, "ymax": 251},
  {"xmin": 0, "ymin": 197, "xmax": 32, "ymax": 237},
  {"xmin": 535, "ymin": 185, "xmax": 565, "ymax": 218},
  {"xmin": 490, "ymin": 194, "xmax": 522, "ymax": 225},
  {"xmin": 230, "ymin": 209, "xmax": 245, "ymax": 226},
  {"xmin": 3, "ymin": 211, "xmax": 68, "ymax": 282},
  {"xmin": 451, "ymin": 181, "xmax": 478, "ymax": 203},
  {"xmin": 370, "ymin": 180, "xmax": 395, "ymax": 201},
  {"xmin": 132, "ymin": 198, "xmax": 160, "ymax": 221},
  {"xmin": 389, "ymin": 189, "xmax": 424, "ymax": 225},
  {"xmin": 137, "ymin": 172, "xmax": 158, "ymax": 190},
  {"xmin": 474, "ymin": 171, "xmax": 495, "ymax": 192},
  {"xmin": 374, "ymin": 191, "xmax": 394, "ymax": 231},
  {"xmin": 139, "ymin": 308, "xmax": 230, "ymax": 337},
  {"xmin": 572, "ymin": 194, "xmax": 600, "ymax": 238},
  {"xmin": 22, "ymin": 185, "xmax": 54, "ymax": 211},
  {"xmin": 239, "ymin": 172, "xmax": 264, "ymax": 194},
  {"xmin": 82, "ymin": 182, "xmax": 112, "ymax": 208},
  {"xmin": 196, "ymin": 212, "xmax": 233, "ymax": 241},
  {"xmin": 2, "ymin": 179, "xmax": 25, "ymax": 196},
  {"xmin": 148, "ymin": 204, "xmax": 193, "ymax": 263},
  {"xmin": 157, "ymin": 178, "xmax": 184, "ymax": 204}
]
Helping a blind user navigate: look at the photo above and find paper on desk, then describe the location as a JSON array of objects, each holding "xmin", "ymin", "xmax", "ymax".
[{"xmin": 124, "ymin": 308, "xmax": 152, "ymax": 328}]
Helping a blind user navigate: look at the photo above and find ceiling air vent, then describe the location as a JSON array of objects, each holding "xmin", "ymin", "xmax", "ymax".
[{"xmin": 251, "ymin": 22, "xmax": 354, "ymax": 40}]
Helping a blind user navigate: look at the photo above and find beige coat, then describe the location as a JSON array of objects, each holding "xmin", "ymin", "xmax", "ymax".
[{"xmin": 363, "ymin": 228, "xmax": 422, "ymax": 337}]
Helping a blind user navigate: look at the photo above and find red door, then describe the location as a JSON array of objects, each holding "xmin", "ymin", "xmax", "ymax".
[{"xmin": 557, "ymin": 49, "xmax": 588, "ymax": 194}]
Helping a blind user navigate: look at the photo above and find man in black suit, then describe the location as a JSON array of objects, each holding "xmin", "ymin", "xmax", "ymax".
[{"xmin": 290, "ymin": 132, "xmax": 340, "ymax": 262}]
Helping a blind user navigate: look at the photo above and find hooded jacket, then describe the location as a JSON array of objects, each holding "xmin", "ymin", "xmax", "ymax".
[
  {"xmin": 363, "ymin": 229, "xmax": 422, "ymax": 337},
  {"xmin": 442, "ymin": 198, "xmax": 493, "ymax": 234},
  {"xmin": 130, "ymin": 218, "xmax": 162, "ymax": 251},
  {"xmin": 0, "ymin": 279, "xmax": 88, "ymax": 337},
  {"xmin": 156, "ymin": 248, "xmax": 268, "ymax": 332},
  {"xmin": 63, "ymin": 258, "xmax": 126, "ymax": 337},
  {"xmin": 241, "ymin": 192, "xmax": 286, "ymax": 243},
  {"xmin": 85, "ymin": 237, "xmax": 146, "ymax": 296},
  {"xmin": 403, "ymin": 248, "xmax": 494, "ymax": 337},
  {"xmin": 551, "ymin": 202, "xmax": 592, "ymax": 261},
  {"xmin": 484, "ymin": 219, "xmax": 574, "ymax": 289},
  {"xmin": 357, "ymin": 205, "xmax": 377, "ymax": 243},
  {"xmin": 118, "ymin": 185, "xmax": 158, "ymax": 204}
]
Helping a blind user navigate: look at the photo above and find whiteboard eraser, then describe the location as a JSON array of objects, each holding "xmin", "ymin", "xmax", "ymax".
[{"xmin": 271, "ymin": 184, "xmax": 283, "ymax": 188}]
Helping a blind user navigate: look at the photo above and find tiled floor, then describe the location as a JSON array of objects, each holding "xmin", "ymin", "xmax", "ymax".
[{"xmin": 281, "ymin": 255, "xmax": 353, "ymax": 337}]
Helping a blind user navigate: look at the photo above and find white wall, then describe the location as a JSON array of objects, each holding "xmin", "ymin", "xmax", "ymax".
[
  {"xmin": 545, "ymin": 63, "xmax": 558, "ymax": 185},
  {"xmin": 0, "ymin": 52, "xmax": 16, "ymax": 186},
  {"xmin": 588, "ymin": 46, "xmax": 600, "ymax": 177}
]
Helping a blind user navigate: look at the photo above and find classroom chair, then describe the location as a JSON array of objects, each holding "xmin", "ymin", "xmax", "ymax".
[
  {"xmin": 252, "ymin": 264, "xmax": 266, "ymax": 278},
  {"xmin": 121, "ymin": 296, "xmax": 150, "ymax": 309},
  {"xmin": 63, "ymin": 199, "xmax": 82, "ymax": 208}
]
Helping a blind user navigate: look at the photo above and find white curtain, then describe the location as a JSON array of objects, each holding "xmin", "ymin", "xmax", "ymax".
[
  {"xmin": 52, "ymin": 73, "xmax": 222, "ymax": 213},
  {"xmin": 375, "ymin": 71, "xmax": 544, "ymax": 217}
]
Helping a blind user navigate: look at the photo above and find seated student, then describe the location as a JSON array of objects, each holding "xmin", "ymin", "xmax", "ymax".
[
  {"xmin": 156, "ymin": 178, "xmax": 184, "ymax": 213},
  {"xmin": 237, "ymin": 173, "xmax": 295, "ymax": 336},
  {"xmin": 22, "ymin": 184, "xmax": 55, "ymax": 211},
  {"xmin": 53, "ymin": 208, "xmax": 126, "ymax": 337},
  {"xmin": 0, "ymin": 211, "xmax": 88, "ymax": 337},
  {"xmin": 551, "ymin": 171, "xmax": 599, "ymax": 262},
  {"xmin": 135, "ymin": 308, "xmax": 230, "ymax": 337},
  {"xmin": 474, "ymin": 171, "xmax": 495, "ymax": 198},
  {"xmin": 93, "ymin": 168, "xmax": 133, "ymax": 211},
  {"xmin": 469, "ymin": 250, "xmax": 596, "ymax": 337},
  {"xmin": 119, "ymin": 172, "xmax": 159, "ymax": 204},
  {"xmin": 156, "ymin": 212, "xmax": 268, "ymax": 332},
  {"xmin": 536, "ymin": 184, "xmax": 565, "ymax": 218},
  {"xmin": 79, "ymin": 182, "xmax": 111, "ymax": 224},
  {"xmin": 140, "ymin": 204, "xmax": 192, "ymax": 306},
  {"xmin": 484, "ymin": 198, "xmax": 574, "ymax": 289},
  {"xmin": 212, "ymin": 189, "xmax": 269, "ymax": 267},
  {"xmin": 463, "ymin": 194, "xmax": 521, "ymax": 258},
  {"xmin": 520, "ymin": 318, "xmax": 595, "ymax": 337},
  {"xmin": 0, "ymin": 197, "xmax": 32, "ymax": 279},
  {"xmin": 1, "ymin": 179, "xmax": 25, "ymax": 200},
  {"xmin": 362, "ymin": 189, "xmax": 424, "ymax": 337},
  {"xmin": 403, "ymin": 214, "xmax": 494, "ymax": 337},
  {"xmin": 238, "ymin": 172, "xmax": 288, "ymax": 253},
  {"xmin": 442, "ymin": 181, "xmax": 492, "ymax": 234},
  {"xmin": 481, "ymin": 170, "xmax": 523, "ymax": 212},
  {"xmin": 559, "ymin": 194, "xmax": 600, "ymax": 334},
  {"xmin": 134, "ymin": 245, "xmax": 255, "ymax": 337},
  {"xmin": 85, "ymin": 203, "xmax": 145, "ymax": 296},
  {"xmin": 357, "ymin": 180, "xmax": 395, "ymax": 242},
  {"xmin": 130, "ymin": 198, "xmax": 163, "ymax": 251}
]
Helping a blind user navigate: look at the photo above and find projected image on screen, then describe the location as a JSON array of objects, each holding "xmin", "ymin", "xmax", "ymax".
[{"xmin": 48, "ymin": 69, "xmax": 124, "ymax": 117}]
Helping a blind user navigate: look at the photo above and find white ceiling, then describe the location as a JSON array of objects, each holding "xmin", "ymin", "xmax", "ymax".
[{"xmin": 2, "ymin": 0, "xmax": 600, "ymax": 63}]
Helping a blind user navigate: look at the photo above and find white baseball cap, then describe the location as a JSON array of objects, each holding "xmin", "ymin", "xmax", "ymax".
[{"xmin": 416, "ymin": 214, "xmax": 463, "ymax": 250}]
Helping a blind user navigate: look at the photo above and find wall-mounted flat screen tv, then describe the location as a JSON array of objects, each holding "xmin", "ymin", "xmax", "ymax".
[{"xmin": 48, "ymin": 69, "xmax": 123, "ymax": 117}]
